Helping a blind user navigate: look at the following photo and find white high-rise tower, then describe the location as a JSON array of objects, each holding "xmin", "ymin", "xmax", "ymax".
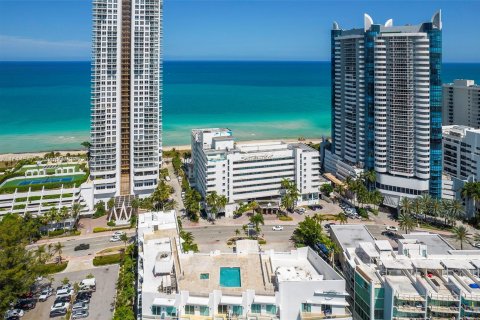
[{"xmin": 90, "ymin": 0, "xmax": 162, "ymax": 202}]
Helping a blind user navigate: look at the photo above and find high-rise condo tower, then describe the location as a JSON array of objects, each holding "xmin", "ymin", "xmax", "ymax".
[
  {"xmin": 325, "ymin": 12, "xmax": 442, "ymax": 205},
  {"xmin": 90, "ymin": 0, "xmax": 162, "ymax": 202}
]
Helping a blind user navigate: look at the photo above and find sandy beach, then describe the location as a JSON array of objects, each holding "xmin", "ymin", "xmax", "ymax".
[{"xmin": 0, "ymin": 138, "xmax": 322, "ymax": 161}]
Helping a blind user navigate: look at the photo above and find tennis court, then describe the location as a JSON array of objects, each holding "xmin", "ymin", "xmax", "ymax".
[{"xmin": 18, "ymin": 176, "xmax": 74, "ymax": 186}]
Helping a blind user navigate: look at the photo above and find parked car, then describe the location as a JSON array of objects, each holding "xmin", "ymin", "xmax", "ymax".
[
  {"xmin": 79, "ymin": 278, "xmax": 96, "ymax": 292},
  {"xmin": 14, "ymin": 298, "xmax": 36, "ymax": 310},
  {"xmin": 49, "ymin": 309, "xmax": 67, "ymax": 318},
  {"xmin": 164, "ymin": 176, "xmax": 171, "ymax": 182},
  {"xmin": 295, "ymin": 207, "xmax": 306, "ymax": 214},
  {"xmin": 72, "ymin": 302, "xmax": 89, "ymax": 312},
  {"xmin": 4, "ymin": 309, "xmax": 24, "ymax": 319},
  {"xmin": 56, "ymin": 284, "xmax": 72, "ymax": 292},
  {"xmin": 272, "ymin": 225, "xmax": 284, "ymax": 231},
  {"xmin": 54, "ymin": 296, "xmax": 71, "ymax": 304},
  {"xmin": 76, "ymin": 291, "xmax": 92, "ymax": 299},
  {"xmin": 74, "ymin": 243, "xmax": 90, "ymax": 251},
  {"xmin": 51, "ymin": 302, "xmax": 69, "ymax": 312},
  {"xmin": 71, "ymin": 310, "xmax": 89, "ymax": 319},
  {"xmin": 381, "ymin": 230, "xmax": 401, "ymax": 239},
  {"xmin": 473, "ymin": 242, "xmax": 480, "ymax": 249},
  {"xmin": 112, "ymin": 231, "xmax": 125, "ymax": 237},
  {"xmin": 385, "ymin": 226, "xmax": 399, "ymax": 231},
  {"xmin": 39, "ymin": 288, "xmax": 53, "ymax": 302}
]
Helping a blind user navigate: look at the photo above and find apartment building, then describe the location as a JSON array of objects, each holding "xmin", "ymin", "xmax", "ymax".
[
  {"xmin": 443, "ymin": 125, "xmax": 480, "ymax": 181},
  {"xmin": 325, "ymin": 12, "xmax": 443, "ymax": 206},
  {"xmin": 443, "ymin": 80, "xmax": 480, "ymax": 128},
  {"xmin": 89, "ymin": 0, "xmax": 162, "ymax": 202},
  {"xmin": 137, "ymin": 210, "xmax": 352, "ymax": 320},
  {"xmin": 191, "ymin": 129, "xmax": 321, "ymax": 216},
  {"xmin": 330, "ymin": 224, "xmax": 480, "ymax": 320}
]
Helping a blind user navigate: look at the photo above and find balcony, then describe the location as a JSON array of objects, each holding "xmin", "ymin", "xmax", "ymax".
[{"xmin": 300, "ymin": 312, "xmax": 352, "ymax": 319}]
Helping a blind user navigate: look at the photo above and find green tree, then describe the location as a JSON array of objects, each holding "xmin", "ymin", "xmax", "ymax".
[
  {"xmin": 280, "ymin": 178, "xmax": 300, "ymax": 212},
  {"xmin": 320, "ymin": 183, "xmax": 334, "ymax": 197},
  {"xmin": 462, "ymin": 181, "xmax": 480, "ymax": 217},
  {"xmin": 337, "ymin": 212, "xmax": 348, "ymax": 225},
  {"xmin": 120, "ymin": 233, "xmax": 129, "ymax": 248},
  {"xmin": 419, "ymin": 194, "xmax": 432, "ymax": 222},
  {"xmin": 452, "ymin": 225, "xmax": 470, "ymax": 250},
  {"xmin": 398, "ymin": 213, "xmax": 416, "ymax": 234},
  {"xmin": 292, "ymin": 216, "xmax": 335, "ymax": 254},
  {"xmin": 59, "ymin": 206, "xmax": 69, "ymax": 229},
  {"xmin": 107, "ymin": 197, "xmax": 116, "ymax": 211},
  {"xmin": 71, "ymin": 202, "xmax": 82, "ymax": 221},
  {"xmin": 151, "ymin": 181, "xmax": 173, "ymax": 211},
  {"xmin": 131, "ymin": 198, "xmax": 140, "ymax": 214},
  {"xmin": 184, "ymin": 188, "xmax": 201, "ymax": 221},
  {"xmin": 0, "ymin": 214, "xmax": 41, "ymax": 313},
  {"xmin": 53, "ymin": 242, "xmax": 64, "ymax": 263},
  {"xmin": 205, "ymin": 191, "xmax": 227, "ymax": 221},
  {"xmin": 249, "ymin": 213, "xmax": 265, "ymax": 236},
  {"xmin": 399, "ymin": 197, "xmax": 412, "ymax": 216}
]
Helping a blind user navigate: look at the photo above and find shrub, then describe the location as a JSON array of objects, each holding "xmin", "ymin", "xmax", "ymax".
[
  {"xmin": 14, "ymin": 197, "xmax": 28, "ymax": 202},
  {"xmin": 93, "ymin": 253, "xmax": 122, "ymax": 266},
  {"xmin": 48, "ymin": 229, "xmax": 66, "ymax": 237},
  {"xmin": 258, "ymin": 239, "xmax": 267, "ymax": 245},
  {"xmin": 358, "ymin": 207, "xmax": 369, "ymax": 219},
  {"xmin": 34, "ymin": 262, "xmax": 68, "ymax": 275},
  {"xmin": 107, "ymin": 221, "xmax": 116, "ymax": 227},
  {"xmin": 93, "ymin": 227, "xmax": 108, "ymax": 233},
  {"xmin": 278, "ymin": 215, "xmax": 293, "ymax": 221},
  {"xmin": 13, "ymin": 204, "xmax": 26, "ymax": 210}
]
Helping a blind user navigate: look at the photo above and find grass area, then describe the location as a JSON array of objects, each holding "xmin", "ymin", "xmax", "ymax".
[
  {"xmin": 93, "ymin": 253, "xmax": 123, "ymax": 266},
  {"xmin": 34, "ymin": 262, "xmax": 68, "ymax": 275},
  {"xmin": 93, "ymin": 226, "xmax": 131, "ymax": 233},
  {"xmin": 12, "ymin": 204, "xmax": 26, "ymax": 210},
  {"xmin": 278, "ymin": 215, "xmax": 293, "ymax": 221},
  {"xmin": 42, "ymin": 194, "xmax": 62, "ymax": 200},
  {"xmin": 97, "ymin": 246, "xmax": 124, "ymax": 255}
]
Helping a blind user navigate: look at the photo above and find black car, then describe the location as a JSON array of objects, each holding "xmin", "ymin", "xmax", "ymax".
[
  {"xmin": 54, "ymin": 296, "xmax": 71, "ymax": 304},
  {"xmin": 381, "ymin": 230, "xmax": 401, "ymax": 239},
  {"xmin": 49, "ymin": 309, "xmax": 67, "ymax": 318},
  {"xmin": 77, "ymin": 290, "xmax": 93, "ymax": 297},
  {"xmin": 5, "ymin": 316, "xmax": 20, "ymax": 320},
  {"xmin": 74, "ymin": 243, "xmax": 90, "ymax": 251},
  {"xmin": 75, "ymin": 292, "xmax": 91, "ymax": 303},
  {"xmin": 15, "ymin": 298, "xmax": 36, "ymax": 310}
]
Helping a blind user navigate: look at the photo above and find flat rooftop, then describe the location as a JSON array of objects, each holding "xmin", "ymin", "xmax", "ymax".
[
  {"xmin": 386, "ymin": 275, "xmax": 423, "ymax": 297},
  {"xmin": 178, "ymin": 252, "xmax": 273, "ymax": 295},
  {"xmin": 402, "ymin": 233, "xmax": 454, "ymax": 255},
  {"xmin": 330, "ymin": 224, "xmax": 376, "ymax": 251}
]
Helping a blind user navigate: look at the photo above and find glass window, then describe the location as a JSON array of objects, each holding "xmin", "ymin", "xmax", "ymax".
[
  {"xmin": 232, "ymin": 305, "xmax": 243, "ymax": 316},
  {"xmin": 251, "ymin": 304, "xmax": 261, "ymax": 314},
  {"xmin": 185, "ymin": 305, "xmax": 194, "ymax": 315},
  {"xmin": 302, "ymin": 303, "xmax": 312, "ymax": 312},
  {"xmin": 218, "ymin": 305, "xmax": 228, "ymax": 314},
  {"xmin": 266, "ymin": 304, "xmax": 277, "ymax": 315},
  {"xmin": 199, "ymin": 306, "xmax": 209, "ymax": 316},
  {"xmin": 166, "ymin": 306, "xmax": 176, "ymax": 316}
]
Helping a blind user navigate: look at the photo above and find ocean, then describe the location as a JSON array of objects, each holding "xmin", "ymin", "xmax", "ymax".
[{"xmin": 1, "ymin": 61, "xmax": 480, "ymax": 153}]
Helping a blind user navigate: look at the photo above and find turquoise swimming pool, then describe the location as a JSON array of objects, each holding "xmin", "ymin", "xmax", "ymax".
[{"xmin": 219, "ymin": 267, "xmax": 241, "ymax": 287}]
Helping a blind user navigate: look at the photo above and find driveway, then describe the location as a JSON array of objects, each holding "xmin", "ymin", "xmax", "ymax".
[{"xmin": 23, "ymin": 265, "xmax": 119, "ymax": 320}]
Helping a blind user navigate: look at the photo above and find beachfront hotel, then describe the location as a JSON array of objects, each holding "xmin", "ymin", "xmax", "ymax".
[
  {"xmin": 443, "ymin": 80, "xmax": 480, "ymax": 128},
  {"xmin": 330, "ymin": 224, "xmax": 480, "ymax": 320},
  {"xmin": 137, "ymin": 210, "xmax": 352, "ymax": 320},
  {"xmin": 190, "ymin": 129, "xmax": 322, "ymax": 217},
  {"xmin": 323, "ymin": 12, "xmax": 443, "ymax": 206},
  {"xmin": 89, "ymin": 0, "xmax": 162, "ymax": 202}
]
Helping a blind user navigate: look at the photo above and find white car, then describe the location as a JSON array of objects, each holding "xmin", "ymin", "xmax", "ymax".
[
  {"xmin": 72, "ymin": 302, "xmax": 89, "ymax": 312},
  {"xmin": 38, "ymin": 287, "xmax": 53, "ymax": 302},
  {"xmin": 272, "ymin": 225, "xmax": 284, "ymax": 231},
  {"xmin": 110, "ymin": 236, "xmax": 121, "ymax": 242},
  {"xmin": 385, "ymin": 226, "xmax": 399, "ymax": 231},
  {"xmin": 473, "ymin": 242, "xmax": 480, "ymax": 249},
  {"xmin": 5, "ymin": 309, "xmax": 24, "ymax": 318},
  {"xmin": 51, "ymin": 302, "xmax": 70, "ymax": 312},
  {"xmin": 112, "ymin": 231, "xmax": 125, "ymax": 237}
]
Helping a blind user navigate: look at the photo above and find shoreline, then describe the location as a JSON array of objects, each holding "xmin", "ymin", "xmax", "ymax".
[{"xmin": 0, "ymin": 137, "xmax": 323, "ymax": 161}]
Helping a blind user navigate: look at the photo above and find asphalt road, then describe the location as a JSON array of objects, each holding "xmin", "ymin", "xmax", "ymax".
[
  {"xmin": 184, "ymin": 224, "xmax": 296, "ymax": 253},
  {"xmin": 28, "ymin": 233, "xmax": 136, "ymax": 258}
]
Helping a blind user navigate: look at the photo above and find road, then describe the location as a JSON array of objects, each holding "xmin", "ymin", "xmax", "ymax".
[
  {"xmin": 28, "ymin": 232, "xmax": 136, "ymax": 259},
  {"xmin": 164, "ymin": 159, "xmax": 185, "ymax": 211},
  {"xmin": 185, "ymin": 225, "xmax": 296, "ymax": 253}
]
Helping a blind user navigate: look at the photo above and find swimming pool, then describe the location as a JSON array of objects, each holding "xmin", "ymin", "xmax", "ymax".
[{"xmin": 220, "ymin": 267, "xmax": 241, "ymax": 287}]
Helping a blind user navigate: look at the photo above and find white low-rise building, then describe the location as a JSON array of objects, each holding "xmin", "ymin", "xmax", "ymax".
[
  {"xmin": 191, "ymin": 128, "xmax": 321, "ymax": 216},
  {"xmin": 137, "ymin": 211, "xmax": 352, "ymax": 320}
]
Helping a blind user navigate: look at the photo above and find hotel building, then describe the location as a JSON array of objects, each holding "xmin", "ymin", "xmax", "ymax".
[
  {"xmin": 330, "ymin": 224, "xmax": 480, "ymax": 320},
  {"xmin": 89, "ymin": 0, "xmax": 162, "ymax": 202},
  {"xmin": 137, "ymin": 210, "xmax": 352, "ymax": 320},
  {"xmin": 190, "ymin": 129, "xmax": 321, "ymax": 216},
  {"xmin": 324, "ymin": 12, "xmax": 443, "ymax": 206},
  {"xmin": 443, "ymin": 80, "xmax": 480, "ymax": 128}
]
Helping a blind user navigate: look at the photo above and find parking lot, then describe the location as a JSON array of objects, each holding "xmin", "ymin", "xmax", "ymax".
[{"xmin": 23, "ymin": 265, "xmax": 119, "ymax": 320}]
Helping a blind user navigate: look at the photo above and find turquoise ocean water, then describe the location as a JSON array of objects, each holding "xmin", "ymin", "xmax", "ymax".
[{"xmin": 1, "ymin": 61, "xmax": 480, "ymax": 153}]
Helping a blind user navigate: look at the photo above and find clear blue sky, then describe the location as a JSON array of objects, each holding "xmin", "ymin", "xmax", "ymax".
[{"xmin": 0, "ymin": 0, "xmax": 479, "ymax": 62}]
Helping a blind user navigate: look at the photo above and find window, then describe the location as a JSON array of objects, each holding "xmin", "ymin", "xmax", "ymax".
[
  {"xmin": 302, "ymin": 303, "xmax": 311, "ymax": 312},
  {"xmin": 218, "ymin": 305, "xmax": 228, "ymax": 314},
  {"xmin": 185, "ymin": 305, "xmax": 194, "ymax": 315},
  {"xmin": 266, "ymin": 304, "xmax": 277, "ymax": 315},
  {"xmin": 199, "ymin": 306, "xmax": 209, "ymax": 316},
  {"xmin": 200, "ymin": 273, "xmax": 209, "ymax": 279},
  {"xmin": 232, "ymin": 305, "xmax": 243, "ymax": 316},
  {"xmin": 251, "ymin": 304, "xmax": 261, "ymax": 314}
]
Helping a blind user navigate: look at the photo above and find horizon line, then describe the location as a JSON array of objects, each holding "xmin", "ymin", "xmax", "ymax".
[{"xmin": 1, "ymin": 59, "xmax": 480, "ymax": 63}]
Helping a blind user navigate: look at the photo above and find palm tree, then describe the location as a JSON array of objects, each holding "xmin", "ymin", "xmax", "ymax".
[
  {"xmin": 248, "ymin": 201, "xmax": 259, "ymax": 215},
  {"xmin": 449, "ymin": 199, "xmax": 464, "ymax": 224},
  {"xmin": 334, "ymin": 184, "xmax": 345, "ymax": 198},
  {"xmin": 362, "ymin": 170, "xmax": 376, "ymax": 189},
  {"xmin": 280, "ymin": 178, "xmax": 300, "ymax": 212},
  {"xmin": 71, "ymin": 203, "xmax": 82, "ymax": 221},
  {"xmin": 235, "ymin": 229, "xmax": 240, "ymax": 236},
  {"xmin": 249, "ymin": 213, "xmax": 265, "ymax": 236},
  {"xmin": 398, "ymin": 213, "xmax": 416, "ymax": 234},
  {"xmin": 452, "ymin": 225, "xmax": 470, "ymax": 250},
  {"xmin": 35, "ymin": 244, "xmax": 48, "ymax": 264},
  {"xmin": 399, "ymin": 197, "xmax": 412, "ymax": 216},
  {"xmin": 107, "ymin": 197, "xmax": 115, "ymax": 212},
  {"xmin": 120, "ymin": 233, "xmax": 129, "ymax": 248},
  {"xmin": 412, "ymin": 197, "xmax": 423, "ymax": 222},
  {"xmin": 59, "ymin": 206, "xmax": 69, "ymax": 230},
  {"xmin": 337, "ymin": 212, "xmax": 348, "ymax": 225},
  {"xmin": 462, "ymin": 181, "xmax": 480, "ymax": 217},
  {"xmin": 131, "ymin": 198, "xmax": 140, "ymax": 214},
  {"xmin": 370, "ymin": 190, "xmax": 383, "ymax": 210},
  {"xmin": 430, "ymin": 199, "xmax": 442, "ymax": 221},
  {"xmin": 53, "ymin": 242, "xmax": 64, "ymax": 264},
  {"xmin": 312, "ymin": 213, "xmax": 325, "ymax": 226},
  {"xmin": 419, "ymin": 194, "xmax": 432, "ymax": 222},
  {"xmin": 206, "ymin": 191, "xmax": 226, "ymax": 221}
]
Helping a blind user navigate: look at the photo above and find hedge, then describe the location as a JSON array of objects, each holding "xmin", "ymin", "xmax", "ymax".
[
  {"xmin": 278, "ymin": 215, "xmax": 293, "ymax": 221},
  {"xmin": 93, "ymin": 253, "xmax": 122, "ymax": 266},
  {"xmin": 34, "ymin": 262, "xmax": 68, "ymax": 275},
  {"xmin": 93, "ymin": 226, "xmax": 130, "ymax": 233}
]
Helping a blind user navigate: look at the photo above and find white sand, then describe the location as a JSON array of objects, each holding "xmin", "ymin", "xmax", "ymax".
[{"xmin": 0, "ymin": 138, "xmax": 322, "ymax": 161}]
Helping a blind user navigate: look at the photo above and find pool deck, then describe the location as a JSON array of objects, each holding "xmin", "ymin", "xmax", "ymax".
[{"xmin": 178, "ymin": 253, "xmax": 273, "ymax": 295}]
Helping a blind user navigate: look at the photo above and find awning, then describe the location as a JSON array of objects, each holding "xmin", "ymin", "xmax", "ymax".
[
  {"xmin": 220, "ymin": 295, "xmax": 243, "ymax": 305},
  {"xmin": 187, "ymin": 296, "xmax": 210, "ymax": 306},
  {"xmin": 152, "ymin": 297, "xmax": 176, "ymax": 307},
  {"xmin": 412, "ymin": 259, "xmax": 444, "ymax": 270},
  {"xmin": 319, "ymin": 300, "xmax": 349, "ymax": 306},
  {"xmin": 253, "ymin": 295, "xmax": 276, "ymax": 304},
  {"xmin": 375, "ymin": 240, "xmax": 393, "ymax": 252},
  {"xmin": 470, "ymin": 260, "xmax": 480, "ymax": 269},
  {"xmin": 442, "ymin": 260, "xmax": 475, "ymax": 270},
  {"xmin": 323, "ymin": 173, "xmax": 344, "ymax": 186}
]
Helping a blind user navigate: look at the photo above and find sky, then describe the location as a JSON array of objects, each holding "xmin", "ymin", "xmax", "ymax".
[{"xmin": 0, "ymin": 0, "xmax": 479, "ymax": 62}]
